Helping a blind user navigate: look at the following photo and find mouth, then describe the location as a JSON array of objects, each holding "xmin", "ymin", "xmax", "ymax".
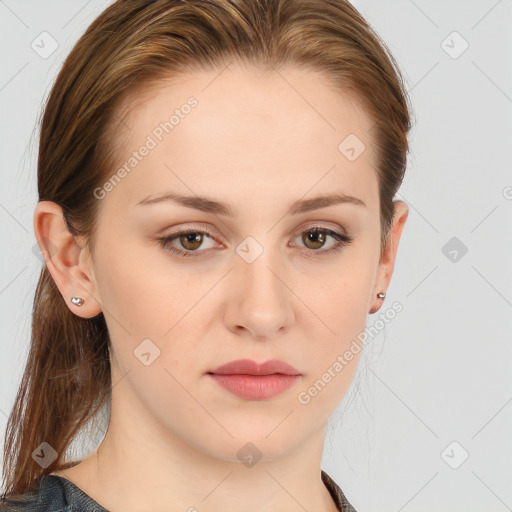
[
  {"xmin": 208, "ymin": 358, "xmax": 301, "ymax": 376},
  {"xmin": 207, "ymin": 359, "xmax": 302, "ymax": 400}
]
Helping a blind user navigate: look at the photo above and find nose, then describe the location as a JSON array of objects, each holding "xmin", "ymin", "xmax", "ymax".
[{"xmin": 223, "ymin": 247, "xmax": 295, "ymax": 340}]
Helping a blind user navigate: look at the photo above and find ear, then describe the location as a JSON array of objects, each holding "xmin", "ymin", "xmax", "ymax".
[
  {"xmin": 369, "ymin": 200, "xmax": 409, "ymax": 314},
  {"xmin": 33, "ymin": 200, "xmax": 103, "ymax": 318}
]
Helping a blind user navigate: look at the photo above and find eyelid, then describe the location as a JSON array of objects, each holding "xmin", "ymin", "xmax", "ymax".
[
  {"xmin": 164, "ymin": 224, "xmax": 220, "ymax": 241},
  {"xmin": 291, "ymin": 221, "xmax": 348, "ymax": 238},
  {"xmin": 158, "ymin": 222, "xmax": 353, "ymax": 257},
  {"xmin": 157, "ymin": 224, "xmax": 224, "ymax": 256},
  {"xmin": 160, "ymin": 222, "xmax": 347, "ymax": 243}
]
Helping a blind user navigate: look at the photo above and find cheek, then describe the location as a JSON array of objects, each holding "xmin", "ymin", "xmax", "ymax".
[
  {"xmin": 92, "ymin": 233, "xmax": 184, "ymax": 334},
  {"xmin": 302, "ymin": 249, "xmax": 376, "ymax": 333},
  {"xmin": 296, "ymin": 302, "xmax": 366, "ymax": 415},
  {"xmin": 296, "ymin": 255, "xmax": 376, "ymax": 403},
  {"xmin": 92, "ymin": 238, "xmax": 213, "ymax": 378}
]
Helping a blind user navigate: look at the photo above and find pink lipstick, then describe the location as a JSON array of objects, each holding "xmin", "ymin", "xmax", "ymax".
[{"xmin": 207, "ymin": 359, "xmax": 301, "ymax": 400}]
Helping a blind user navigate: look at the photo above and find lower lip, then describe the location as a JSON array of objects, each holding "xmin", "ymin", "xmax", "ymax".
[{"xmin": 208, "ymin": 373, "xmax": 301, "ymax": 400}]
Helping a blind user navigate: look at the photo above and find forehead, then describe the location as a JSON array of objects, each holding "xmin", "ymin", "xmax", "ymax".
[{"xmin": 100, "ymin": 63, "xmax": 378, "ymax": 213}]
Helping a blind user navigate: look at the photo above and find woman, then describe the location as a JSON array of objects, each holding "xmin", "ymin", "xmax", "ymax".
[{"xmin": 1, "ymin": 0, "xmax": 411, "ymax": 510}]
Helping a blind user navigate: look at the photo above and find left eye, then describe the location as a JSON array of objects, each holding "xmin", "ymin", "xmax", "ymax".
[
  {"xmin": 158, "ymin": 226, "xmax": 353, "ymax": 258},
  {"xmin": 293, "ymin": 227, "xmax": 348, "ymax": 252}
]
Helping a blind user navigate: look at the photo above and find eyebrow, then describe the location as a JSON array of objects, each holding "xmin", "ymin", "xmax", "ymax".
[{"xmin": 137, "ymin": 191, "xmax": 366, "ymax": 216}]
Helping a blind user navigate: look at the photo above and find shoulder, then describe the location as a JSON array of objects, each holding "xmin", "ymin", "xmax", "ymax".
[
  {"xmin": 321, "ymin": 470, "xmax": 358, "ymax": 512},
  {"xmin": 0, "ymin": 474, "xmax": 69, "ymax": 512},
  {"xmin": 0, "ymin": 474, "xmax": 106, "ymax": 512}
]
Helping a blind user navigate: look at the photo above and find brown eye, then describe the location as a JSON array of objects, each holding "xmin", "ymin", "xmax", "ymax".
[
  {"xmin": 179, "ymin": 232, "xmax": 204, "ymax": 251},
  {"xmin": 158, "ymin": 227, "xmax": 220, "ymax": 258},
  {"xmin": 302, "ymin": 229, "xmax": 327, "ymax": 250},
  {"xmin": 159, "ymin": 225, "xmax": 352, "ymax": 260},
  {"xmin": 291, "ymin": 226, "xmax": 354, "ymax": 256}
]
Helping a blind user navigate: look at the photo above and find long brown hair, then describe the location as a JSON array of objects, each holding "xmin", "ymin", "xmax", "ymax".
[{"xmin": 1, "ymin": 0, "xmax": 412, "ymax": 497}]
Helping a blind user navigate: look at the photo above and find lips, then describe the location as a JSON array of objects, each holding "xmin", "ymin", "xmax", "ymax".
[
  {"xmin": 207, "ymin": 359, "xmax": 302, "ymax": 400},
  {"xmin": 209, "ymin": 358, "xmax": 301, "ymax": 376}
]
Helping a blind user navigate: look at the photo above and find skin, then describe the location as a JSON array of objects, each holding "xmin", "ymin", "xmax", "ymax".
[{"xmin": 35, "ymin": 62, "xmax": 408, "ymax": 512}]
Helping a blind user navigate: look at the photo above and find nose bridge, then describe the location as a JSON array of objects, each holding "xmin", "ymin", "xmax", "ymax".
[
  {"xmin": 227, "ymin": 234, "xmax": 294, "ymax": 337},
  {"xmin": 241, "ymin": 245, "xmax": 280, "ymax": 296},
  {"xmin": 237, "ymin": 233, "xmax": 285, "ymax": 301}
]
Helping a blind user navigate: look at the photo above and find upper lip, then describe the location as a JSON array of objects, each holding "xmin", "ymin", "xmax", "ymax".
[{"xmin": 209, "ymin": 359, "xmax": 301, "ymax": 376}]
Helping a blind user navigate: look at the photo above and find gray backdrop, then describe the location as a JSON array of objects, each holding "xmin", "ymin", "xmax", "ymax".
[{"xmin": 1, "ymin": 1, "xmax": 511, "ymax": 510}]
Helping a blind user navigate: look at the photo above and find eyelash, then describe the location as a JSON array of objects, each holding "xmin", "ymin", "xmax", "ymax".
[{"xmin": 157, "ymin": 225, "xmax": 354, "ymax": 259}]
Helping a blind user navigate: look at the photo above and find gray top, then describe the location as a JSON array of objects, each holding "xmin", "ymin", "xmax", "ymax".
[{"xmin": 0, "ymin": 471, "xmax": 357, "ymax": 511}]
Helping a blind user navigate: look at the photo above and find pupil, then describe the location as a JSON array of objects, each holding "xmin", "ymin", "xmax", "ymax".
[
  {"xmin": 181, "ymin": 232, "xmax": 202, "ymax": 250},
  {"xmin": 306, "ymin": 230, "xmax": 325, "ymax": 248}
]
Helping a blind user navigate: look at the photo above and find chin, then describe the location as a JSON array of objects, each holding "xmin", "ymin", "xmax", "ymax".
[{"xmin": 195, "ymin": 426, "xmax": 305, "ymax": 464}]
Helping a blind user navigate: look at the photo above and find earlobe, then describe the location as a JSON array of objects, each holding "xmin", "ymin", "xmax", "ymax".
[
  {"xmin": 369, "ymin": 290, "xmax": 387, "ymax": 314},
  {"xmin": 33, "ymin": 201, "xmax": 103, "ymax": 318},
  {"xmin": 368, "ymin": 200, "xmax": 409, "ymax": 314}
]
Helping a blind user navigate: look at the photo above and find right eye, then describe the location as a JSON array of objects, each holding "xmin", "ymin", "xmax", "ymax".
[{"xmin": 158, "ymin": 226, "xmax": 222, "ymax": 258}]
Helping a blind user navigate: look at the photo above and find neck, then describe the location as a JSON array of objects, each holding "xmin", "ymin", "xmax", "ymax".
[{"xmin": 58, "ymin": 363, "xmax": 339, "ymax": 512}]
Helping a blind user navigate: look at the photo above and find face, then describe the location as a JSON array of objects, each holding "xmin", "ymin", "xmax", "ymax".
[{"xmin": 46, "ymin": 63, "xmax": 407, "ymax": 462}]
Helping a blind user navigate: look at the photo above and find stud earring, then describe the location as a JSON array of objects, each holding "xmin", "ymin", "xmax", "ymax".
[
  {"xmin": 369, "ymin": 291, "xmax": 386, "ymax": 314},
  {"xmin": 70, "ymin": 297, "xmax": 85, "ymax": 307}
]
